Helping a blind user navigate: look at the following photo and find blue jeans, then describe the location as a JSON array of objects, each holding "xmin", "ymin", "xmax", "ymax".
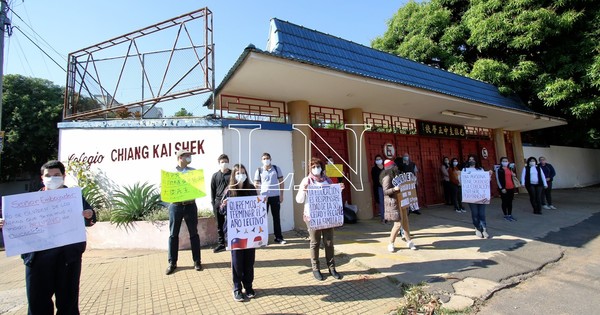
[
  {"xmin": 377, "ymin": 187, "xmax": 385, "ymax": 219},
  {"xmin": 168, "ymin": 203, "xmax": 201, "ymax": 264},
  {"xmin": 468, "ymin": 203, "xmax": 487, "ymax": 231}
]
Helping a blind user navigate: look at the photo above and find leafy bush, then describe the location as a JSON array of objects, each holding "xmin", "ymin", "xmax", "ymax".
[
  {"xmin": 66, "ymin": 160, "xmax": 110, "ymax": 211},
  {"xmin": 110, "ymin": 182, "xmax": 162, "ymax": 229}
]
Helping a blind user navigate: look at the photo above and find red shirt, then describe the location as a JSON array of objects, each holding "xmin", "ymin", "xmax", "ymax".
[{"xmin": 503, "ymin": 168, "xmax": 514, "ymax": 189}]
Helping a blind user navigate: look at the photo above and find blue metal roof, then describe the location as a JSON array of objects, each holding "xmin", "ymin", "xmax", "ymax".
[{"xmin": 266, "ymin": 18, "xmax": 532, "ymax": 113}]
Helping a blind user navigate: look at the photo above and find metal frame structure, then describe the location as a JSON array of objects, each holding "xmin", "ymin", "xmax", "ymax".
[{"xmin": 64, "ymin": 7, "xmax": 214, "ymax": 120}]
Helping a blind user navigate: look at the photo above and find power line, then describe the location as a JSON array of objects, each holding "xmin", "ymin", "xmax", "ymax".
[
  {"xmin": 12, "ymin": 26, "xmax": 66, "ymax": 73},
  {"xmin": 8, "ymin": 6, "xmax": 66, "ymax": 62}
]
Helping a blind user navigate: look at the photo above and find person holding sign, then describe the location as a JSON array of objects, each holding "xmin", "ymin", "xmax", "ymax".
[
  {"xmin": 380, "ymin": 159, "xmax": 417, "ymax": 252},
  {"xmin": 254, "ymin": 152, "xmax": 286, "ymax": 244},
  {"xmin": 462, "ymin": 155, "xmax": 493, "ymax": 239},
  {"xmin": 521, "ymin": 156, "xmax": 548, "ymax": 215},
  {"xmin": 220, "ymin": 164, "xmax": 261, "ymax": 302},
  {"xmin": 165, "ymin": 150, "xmax": 202, "ymax": 275},
  {"xmin": 0, "ymin": 160, "xmax": 96, "ymax": 315},
  {"xmin": 296, "ymin": 157, "xmax": 344, "ymax": 281}
]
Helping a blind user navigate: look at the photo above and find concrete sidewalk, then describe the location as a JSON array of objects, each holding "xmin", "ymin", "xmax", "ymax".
[{"xmin": 1, "ymin": 187, "xmax": 599, "ymax": 314}]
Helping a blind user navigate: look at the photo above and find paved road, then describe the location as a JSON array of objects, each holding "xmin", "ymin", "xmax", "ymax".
[{"xmin": 476, "ymin": 211, "xmax": 600, "ymax": 314}]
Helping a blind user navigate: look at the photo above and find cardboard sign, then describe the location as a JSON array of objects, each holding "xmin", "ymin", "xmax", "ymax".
[
  {"xmin": 461, "ymin": 170, "xmax": 491, "ymax": 204},
  {"xmin": 1, "ymin": 187, "xmax": 87, "ymax": 257},
  {"xmin": 325, "ymin": 164, "xmax": 344, "ymax": 178},
  {"xmin": 226, "ymin": 195, "xmax": 268, "ymax": 250},
  {"xmin": 160, "ymin": 169, "xmax": 206, "ymax": 202},
  {"xmin": 392, "ymin": 173, "xmax": 419, "ymax": 211},
  {"xmin": 306, "ymin": 184, "xmax": 344, "ymax": 230}
]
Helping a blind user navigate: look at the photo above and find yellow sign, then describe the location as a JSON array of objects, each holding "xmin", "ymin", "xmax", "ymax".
[
  {"xmin": 326, "ymin": 164, "xmax": 344, "ymax": 178},
  {"xmin": 160, "ymin": 169, "xmax": 206, "ymax": 202}
]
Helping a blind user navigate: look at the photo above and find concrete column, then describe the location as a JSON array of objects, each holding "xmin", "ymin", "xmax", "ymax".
[
  {"xmin": 511, "ymin": 131, "xmax": 526, "ymax": 193},
  {"xmin": 492, "ymin": 128, "xmax": 507, "ymax": 160},
  {"xmin": 343, "ymin": 107, "xmax": 373, "ymax": 220},
  {"xmin": 288, "ymin": 100, "xmax": 311, "ymax": 229}
]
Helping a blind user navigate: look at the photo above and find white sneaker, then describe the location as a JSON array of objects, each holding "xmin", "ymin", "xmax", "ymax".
[
  {"xmin": 482, "ymin": 228, "xmax": 490, "ymax": 239},
  {"xmin": 387, "ymin": 243, "xmax": 395, "ymax": 252},
  {"xmin": 549, "ymin": 205, "xmax": 557, "ymax": 210},
  {"xmin": 407, "ymin": 240, "xmax": 417, "ymax": 250},
  {"xmin": 455, "ymin": 209, "xmax": 462, "ymax": 213},
  {"xmin": 475, "ymin": 230, "xmax": 483, "ymax": 238},
  {"xmin": 460, "ymin": 209, "xmax": 467, "ymax": 213}
]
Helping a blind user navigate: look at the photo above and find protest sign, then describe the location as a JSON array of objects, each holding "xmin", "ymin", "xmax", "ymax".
[
  {"xmin": 325, "ymin": 164, "xmax": 344, "ymax": 178},
  {"xmin": 1, "ymin": 187, "xmax": 87, "ymax": 257},
  {"xmin": 226, "ymin": 195, "xmax": 268, "ymax": 250},
  {"xmin": 160, "ymin": 169, "xmax": 206, "ymax": 202},
  {"xmin": 306, "ymin": 184, "xmax": 343, "ymax": 230},
  {"xmin": 461, "ymin": 170, "xmax": 491, "ymax": 204},
  {"xmin": 392, "ymin": 173, "xmax": 419, "ymax": 211}
]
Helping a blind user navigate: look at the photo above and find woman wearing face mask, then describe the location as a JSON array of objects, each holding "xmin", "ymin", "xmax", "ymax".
[
  {"xmin": 380, "ymin": 159, "xmax": 417, "ymax": 252},
  {"xmin": 495, "ymin": 157, "xmax": 517, "ymax": 221},
  {"xmin": 296, "ymin": 157, "xmax": 344, "ymax": 281},
  {"xmin": 448, "ymin": 158, "xmax": 465, "ymax": 213},
  {"xmin": 463, "ymin": 154, "xmax": 492, "ymax": 238},
  {"xmin": 440, "ymin": 156, "xmax": 452, "ymax": 206},
  {"xmin": 521, "ymin": 157, "xmax": 548, "ymax": 215},
  {"xmin": 220, "ymin": 164, "xmax": 259, "ymax": 301},
  {"xmin": 371, "ymin": 154, "xmax": 386, "ymax": 223}
]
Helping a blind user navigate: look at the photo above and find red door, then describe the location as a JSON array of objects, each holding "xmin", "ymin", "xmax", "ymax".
[
  {"xmin": 419, "ymin": 138, "xmax": 444, "ymax": 205},
  {"xmin": 364, "ymin": 132, "xmax": 396, "ymax": 215},
  {"xmin": 311, "ymin": 128, "xmax": 352, "ymax": 203}
]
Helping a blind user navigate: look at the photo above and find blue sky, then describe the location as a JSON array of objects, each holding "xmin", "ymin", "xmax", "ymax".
[{"xmin": 4, "ymin": 0, "xmax": 408, "ymax": 115}]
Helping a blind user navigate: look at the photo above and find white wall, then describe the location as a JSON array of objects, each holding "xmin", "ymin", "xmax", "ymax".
[
  {"xmin": 59, "ymin": 127, "xmax": 223, "ymax": 211},
  {"xmin": 523, "ymin": 145, "xmax": 600, "ymax": 188},
  {"xmin": 222, "ymin": 125, "xmax": 295, "ymax": 234}
]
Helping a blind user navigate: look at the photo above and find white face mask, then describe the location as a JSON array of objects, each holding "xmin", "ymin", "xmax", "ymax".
[
  {"xmin": 235, "ymin": 173, "xmax": 247, "ymax": 184},
  {"xmin": 311, "ymin": 167, "xmax": 322, "ymax": 176},
  {"xmin": 501, "ymin": 161, "xmax": 509, "ymax": 167},
  {"xmin": 375, "ymin": 159, "xmax": 383, "ymax": 165},
  {"xmin": 452, "ymin": 161, "xmax": 458, "ymax": 166},
  {"xmin": 220, "ymin": 162, "xmax": 229, "ymax": 170},
  {"xmin": 262, "ymin": 159, "xmax": 271, "ymax": 166},
  {"xmin": 43, "ymin": 176, "xmax": 64, "ymax": 190},
  {"xmin": 185, "ymin": 157, "xmax": 192, "ymax": 164},
  {"xmin": 529, "ymin": 162, "xmax": 536, "ymax": 167}
]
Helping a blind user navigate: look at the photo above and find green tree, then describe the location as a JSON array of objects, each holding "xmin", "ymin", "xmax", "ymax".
[
  {"xmin": 373, "ymin": 0, "xmax": 600, "ymax": 147},
  {"xmin": 1, "ymin": 75, "xmax": 63, "ymax": 181},
  {"xmin": 174, "ymin": 107, "xmax": 193, "ymax": 117}
]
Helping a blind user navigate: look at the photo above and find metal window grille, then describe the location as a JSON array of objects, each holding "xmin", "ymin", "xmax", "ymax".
[
  {"xmin": 219, "ymin": 95, "xmax": 287, "ymax": 123},
  {"xmin": 363, "ymin": 112, "xmax": 417, "ymax": 134},
  {"xmin": 309, "ymin": 106, "xmax": 344, "ymax": 129}
]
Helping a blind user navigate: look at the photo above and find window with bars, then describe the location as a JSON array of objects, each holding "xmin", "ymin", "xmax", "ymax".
[
  {"xmin": 309, "ymin": 106, "xmax": 344, "ymax": 129},
  {"xmin": 220, "ymin": 95, "xmax": 287, "ymax": 123},
  {"xmin": 363, "ymin": 112, "xmax": 417, "ymax": 134}
]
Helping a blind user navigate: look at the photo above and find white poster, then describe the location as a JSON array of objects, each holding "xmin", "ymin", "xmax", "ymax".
[
  {"xmin": 393, "ymin": 173, "xmax": 419, "ymax": 210},
  {"xmin": 226, "ymin": 195, "xmax": 268, "ymax": 250},
  {"xmin": 307, "ymin": 184, "xmax": 344, "ymax": 230},
  {"xmin": 461, "ymin": 170, "xmax": 491, "ymax": 204},
  {"xmin": 1, "ymin": 187, "xmax": 87, "ymax": 257}
]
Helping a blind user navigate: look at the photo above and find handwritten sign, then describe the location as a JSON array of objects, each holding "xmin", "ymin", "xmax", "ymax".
[
  {"xmin": 393, "ymin": 173, "xmax": 419, "ymax": 211},
  {"xmin": 306, "ymin": 184, "xmax": 343, "ymax": 230},
  {"xmin": 1, "ymin": 187, "xmax": 87, "ymax": 257},
  {"xmin": 461, "ymin": 170, "xmax": 491, "ymax": 204},
  {"xmin": 160, "ymin": 169, "xmax": 206, "ymax": 202},
  {"xmin": 325, "ymin": 164, "xmax": 344, "ymax": 178},
  {"xmin": 226, "ymin": 195, "xmax": 268, "ymax": 250}
]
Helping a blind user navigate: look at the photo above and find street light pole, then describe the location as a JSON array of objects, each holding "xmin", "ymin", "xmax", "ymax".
[{"xmin": 0, "ymin": 0, "xmax": 9, "ymax": 179}]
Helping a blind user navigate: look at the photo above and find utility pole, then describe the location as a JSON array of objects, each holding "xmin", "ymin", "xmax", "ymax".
[{"xmin": 0, "ymin": 0, "xmax": 9, "ymax": 178}]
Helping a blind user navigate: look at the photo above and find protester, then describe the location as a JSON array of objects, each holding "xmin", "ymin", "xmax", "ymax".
[
  {"xmin": 220, "ymin": 164, "xmax": 258, "ymax": 302},
  {"xmin": 521, "ymin": 156, "xmax": 548, "ymax": 215},
  {"xmin": 449, "ymin": 158, "xmax": 466, "ymax": 213},
  {"xmin": 381, "ymin": 159, "xmax": 417, "ymax": 251},
  {"xmin": 396, "ymin": 153, "xmax": 421, "ymax": 215},
  {"xmin": 0, "ymin": 160, "xmax": 96, "ymax": 314},
  {"xmin": 440, "ymin": 156, "xmax": 452, "ymax": 205},
  {"xmin": 463, "ymin": 154, "xmax": 492, "ymax": 238},
  {"xmin": 371, "ymin": 154, "xmax": 385, "ymax": 223},
  {"xmin": 495, "ymin": 157, "xmax": 517, "ymax": 221},
  {"xmin": 166, "ymin": 150, "xmax": 202, "ymax": 275},
  {"xmin": 254, "ymin": 152, "xmax": 286, "ymax": 244},
  {"xmin": 210, "ymin": 154, "xmax": 232, "ymax": 253},
  {"xmin": 539, "ymin": 156, "xmax": 557, "ymax": 210},
  {"xmin": 295, "ymin": 157, "xmax": 343, "ymax": 281}
]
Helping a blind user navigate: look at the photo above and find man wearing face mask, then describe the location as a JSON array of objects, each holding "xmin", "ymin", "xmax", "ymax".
[
  {"xmin": 254, "ymin": 152, "xmax": 286, "ymax": 244},
  {"xmin": 395, "ymin": 153, "xmax": 421, "ymax": 215},
  {"xmin": 210, "ymin": 154, "xmax": 232, "ymax": 253},
  {"xmin": 0, "ymin": 160, "xmax": 95, "ymax": 314},
  {"xmin": 165, "ymin": 150, "xmax": 202, "ymax": 275}
]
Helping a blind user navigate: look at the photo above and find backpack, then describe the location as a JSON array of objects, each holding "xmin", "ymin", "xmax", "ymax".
[{"xmin": 256, "ymin": 165, "xmax": 281, "ymax": 183}]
